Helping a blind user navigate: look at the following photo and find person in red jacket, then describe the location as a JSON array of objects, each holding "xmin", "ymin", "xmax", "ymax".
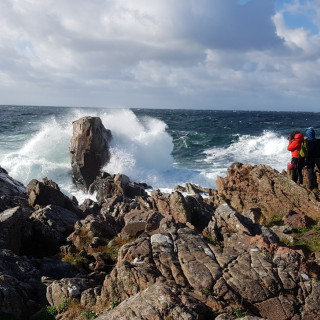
[{"xmin": 287, "ymin": 131, "xmax": 305, "ymax": 184}]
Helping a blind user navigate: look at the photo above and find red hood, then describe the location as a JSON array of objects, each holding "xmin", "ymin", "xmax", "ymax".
[{"xmin": 294, "ymin": 133, "xmax": 304, "ymax": 142}]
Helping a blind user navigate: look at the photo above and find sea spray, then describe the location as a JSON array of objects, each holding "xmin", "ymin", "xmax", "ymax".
[
  {"xmin": 0, "ymin": 108, "xmax": 212, "ymax": 201},
  {"xmin": 202, "ymin": 130, "xmax": 289, "ymax": 173},
  {"xmin": 101, "ymin": 110, "xmax": 174, "ymax": 180},
  {"xmin": 0, "ymin": 107, "xmax": 304, "ymax": 203},
  {"xmin": 99, "ymin": 109, "xmax": 217, "ymax": 189},
  {"xmin": 2, "ymin": 117, "xmax": 71, "ymax": 184}
]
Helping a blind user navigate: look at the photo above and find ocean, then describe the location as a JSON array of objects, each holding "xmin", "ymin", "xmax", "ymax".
[{"xmin": 1, "ymin": 105, "xmax": 319, "ymax": 203}]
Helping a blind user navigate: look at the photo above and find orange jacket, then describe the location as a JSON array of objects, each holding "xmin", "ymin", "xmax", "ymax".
[{"xmin": 287, "ymin": 132, "xmax": 304, "ymax": 158}]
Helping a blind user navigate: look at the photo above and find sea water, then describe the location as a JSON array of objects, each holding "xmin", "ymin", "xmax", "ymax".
[{"xmin": 1, "ymin": 105, "xmax": 319, "ymax": 203}]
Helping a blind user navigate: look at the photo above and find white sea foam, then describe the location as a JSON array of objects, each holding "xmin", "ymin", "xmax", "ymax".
[
  {"xmin": 98, "ymin": 109, "xmax": 214, "ymax": 190},
  {"xmin": 0, "ymin": 110, "xmax": 291, "ymax": 203},
  {"xmin": 1, "ymin": 108, "xmax": 203, "ymax": 201},
  {"xmin": 2, "ymin": 118, "xmax": 70, "ymax": 181},
  {"xmin": 202, "ymin": 130, "xmax": 289, "ymax": 173}
]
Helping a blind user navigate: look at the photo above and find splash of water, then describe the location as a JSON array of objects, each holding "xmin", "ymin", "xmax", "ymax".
[
  {"xmin": 1, "ymin": 108, "xmax": 202, "ymax": 201},
  {"xmin": 0, "ymin": 109, "xmax": 291, "ymax": 203},
  {"xmin": 202, "ymin": 130, "xmax": 289, "ymax": 173}
]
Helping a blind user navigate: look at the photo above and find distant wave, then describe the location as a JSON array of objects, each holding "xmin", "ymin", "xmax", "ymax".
[{"xmin": 202, "ymin": 130, "xmax": 289, "ymax": 173}]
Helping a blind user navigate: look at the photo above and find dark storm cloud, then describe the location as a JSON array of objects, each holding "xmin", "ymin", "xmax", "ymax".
[{"xmin": 173, "ymin": 0, "xmax": 283, "ymax": 50}]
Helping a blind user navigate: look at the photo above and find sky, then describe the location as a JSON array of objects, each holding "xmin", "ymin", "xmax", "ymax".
[{"xmin": 0, "ymin": 0, "xmax": 320, "ymax": 111}]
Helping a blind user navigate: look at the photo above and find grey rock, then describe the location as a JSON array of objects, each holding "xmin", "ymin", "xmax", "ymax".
[
  {"xmin": 0, "ymin": 167, "xmax": 25, "ymax": 196},
  {"xmin": 26, "ymin": 178, "xmax": 82, "ymax": 216},
  {"xmin": 0, "ymin": 206, "xmax": 25, "ymax": 254},
  {"xmin": 70, "ymin": 116, "xmax": 112, "ymax": 192},
  {"xmin": 22, "ymin": 205, "xmax": 80, "ymax": 257},
  {"xmin": 46, "ymin": 277, "xmax": 97, "ymax": 306},
  {"xmin": 0, "ymin": 166, "xmax": 28, "ymax": 211},
  {"xmin": 0, "ymin": 249, "xmax": 44, "ymax": 319},
  {"xmin": 241, "ymin": 207, "xmax": 265, "ymax": 224},
  {"xmin": 97, "ymin": 283, "xmax": 209, "ymax": 320}
]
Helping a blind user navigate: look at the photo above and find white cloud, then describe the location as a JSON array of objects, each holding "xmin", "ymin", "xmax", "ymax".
[{"xmin": 0, "ymin": 0, "xmax": 319, "ymax": 110}]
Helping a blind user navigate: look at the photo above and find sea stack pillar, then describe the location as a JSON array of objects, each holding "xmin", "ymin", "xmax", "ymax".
[{"xmin": 69, "ymin": 116, "xmax": 112, "ymax": 192}]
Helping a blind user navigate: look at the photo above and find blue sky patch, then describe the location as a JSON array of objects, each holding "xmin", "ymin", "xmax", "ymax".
[
  {"xmin": 283, "ymin": 11, "xmax": 318, "ymax": 34},
  {"xmin": 276, "ymin": 0, "xmax": 318, "ymax": 34}
]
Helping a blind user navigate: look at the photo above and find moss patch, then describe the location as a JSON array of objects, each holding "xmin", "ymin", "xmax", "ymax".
[
  {"xmin": 61, "ymin": 253, "xmax": 89, "ymax": 267},
  {"xmin": 291, "ymin": 226, "xmax": 320, "ymax": 253},
  {"xmin": 266, "ymin": 215, "xmax": 284, "ymax": 227}
]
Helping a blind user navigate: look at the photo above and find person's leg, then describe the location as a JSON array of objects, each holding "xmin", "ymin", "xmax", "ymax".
[
  {"xmin": 291, "ymin": 158, "xmax": 298, "ymax": 182},
  {"xmin": 306, "ymin": 160, "xmax": 314, "ymax": 189},
  {"xmin": 297, "ymin": 158, "xmax": 304, "ymax": 185}
]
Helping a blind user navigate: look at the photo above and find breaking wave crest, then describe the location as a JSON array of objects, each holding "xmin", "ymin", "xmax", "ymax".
[
  {"xmin": 202, "ymin": 130, "xmax": 289, "ymax": 173},
  {"xmin": 0, "ymin": 108, "xmax": 290, "ymax": 202}
]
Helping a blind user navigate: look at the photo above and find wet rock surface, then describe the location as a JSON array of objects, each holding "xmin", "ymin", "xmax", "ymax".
[{"xmin": 89, "ymin": 172, "xmax": 148, "ymax": 201}]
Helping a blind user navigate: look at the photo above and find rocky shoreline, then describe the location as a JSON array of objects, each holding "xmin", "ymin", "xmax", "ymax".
[{"xmin": 1, "ymin": 117, "xmax": 320, "ymax": 320}]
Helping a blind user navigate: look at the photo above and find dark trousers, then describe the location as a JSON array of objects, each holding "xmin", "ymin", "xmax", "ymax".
[
  {"xmin": 291, "ymin": 157, "xmax": 304, "ymax": 184},
  {"xmin": 306, "ymin": 157, "xmax": 320, "ymax": 189}
]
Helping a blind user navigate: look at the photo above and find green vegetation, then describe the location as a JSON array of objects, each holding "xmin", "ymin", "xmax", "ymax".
[
  {"xmin": 204, "ymin": 236, "xmax": 218, "ymax": 246},
  {"xmin": 201, "ymin": 289, "xmax": 215, "ymax": 297},
  {"xmin": 81, "ymin": 309, "xmax": 98, "ymax": 319},
  {"xmin": 229, "ymin": 308, "xmax": 247, "ymax": 318},
  {"xmin": 98, "ymin": 236, "xmax": 137, "ymax": 264},
  {"xmin": 280, "ymin": 238, "xmax": 292, "ymax": 247},
  {"xmin": 32, "ymin": 301, "xmax": 70, "ymax": 320},
  {"xmin": 291, "ymin": 225, "xmax": 320, "ymax": 253},
  {"xmin": 32, "ymin": 305, "xmax": 57, "ymax": 320},
  {"xmin": 293, "ymin": 226, "xmax": 309, "ymax": 234},
  {"xmin": 110, "ymin": 300, "xmax": 120, "ymax": 309},
  {"xmin": 56, "ymin": 300, "xmax": 70, "ymax": 312},
  {"xmin": 61, "ymin": 253, "xmax": 89, "ymax": 267},
  {"xmin": 267, "ymin": 215, "xmax": 283, "ymax": 227},
  {"xmin": 103, "ymin": 247, "xmax": 119, "ymax": 261}
]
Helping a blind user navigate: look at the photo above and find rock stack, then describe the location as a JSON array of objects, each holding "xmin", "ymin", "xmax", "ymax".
[{"xmin": 70, "ymin": 116, "xmax": 112, "ymax": 192}]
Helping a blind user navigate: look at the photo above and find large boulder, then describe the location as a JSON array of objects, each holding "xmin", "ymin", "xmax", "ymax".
[
  {"xmin": 46, "ymin": 277, "xmax": 97, "ymax": 306},
  {"xmin": 142, "ymin": 190, "xmax": 191, "ymax": 224},
  {"xmin": 67, "ymin": 213, "xmax": 119, "ymax": 254},
  {"xmin": 21, "ymin": 205, "xmax": 80, "ymax": 257},
  {"xmin": 97, "ymin": 282, "xmax": 210, "ymax": 320},
  {"xmin": 70, "ymin": 116, "xmax": 112, "ymax": 192},
  {"xmin": 216, "ymin": 163, "xmax": 320, "ymax": 219},
  {"xmin": 0, "ymin": 206, "xmax": 25, "ymax": 254},
  {"xmin": 26, "ymin": 178, "xmax": 82, "ymax": 216},
  {"xmin": 89, "ymin": 172, "xmax": 148, "ymax": 201},
  {"xmin": 0, "ymin": 166, "xmax": 25, "ymax": 195},
  {"xmin": 120, "ymin": 209, "xmax": 164, "ymax": 240},
  {"xmin": 0, "ymin": 166, "xmax": 28, "ymax": 211},
  {"xmin": 0, "ymin": 249, "xmax": 44, "ymax": 319}
]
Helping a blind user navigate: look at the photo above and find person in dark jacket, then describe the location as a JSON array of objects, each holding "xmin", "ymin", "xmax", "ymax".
[
  {"xmin": 305, "ymin": 128, "xmax": 320, "ymax": 190},
  {"xmin": 287, "ymin": 131, "xmax": 304, "ymax": 184}
]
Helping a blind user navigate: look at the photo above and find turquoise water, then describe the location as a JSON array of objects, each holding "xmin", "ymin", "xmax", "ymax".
[{"xmin": 1, "ymin": 105, "xmax": 319, "ymax": 202}]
